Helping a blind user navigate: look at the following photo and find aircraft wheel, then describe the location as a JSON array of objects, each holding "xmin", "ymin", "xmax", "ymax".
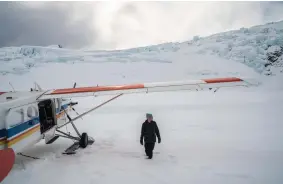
[{"xmin": 79, "ymin": 133, "xmax": 89, "ymax": 148}]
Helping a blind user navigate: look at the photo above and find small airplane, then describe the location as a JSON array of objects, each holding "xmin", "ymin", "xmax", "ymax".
[{"xmin": 0, "ymin": 77, "xmax": 258, "ymax": 182}]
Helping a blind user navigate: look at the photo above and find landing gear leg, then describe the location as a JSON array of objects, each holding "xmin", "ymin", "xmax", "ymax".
[
  {"xmin": 55, "ymin": 94, "xmax": 122, "ymax": 155},
  {"xmin": 56, "ymin": 130, "xmax": 94, "ymax": 155},
  {"xmin": 56, "ymin": 109, "xmax": 94, "ymax": 155}
]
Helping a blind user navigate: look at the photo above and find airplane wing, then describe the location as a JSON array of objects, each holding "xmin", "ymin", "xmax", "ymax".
[{"xmin": 37, "ymin": 77, "xmax": 258, "ymax": 100}]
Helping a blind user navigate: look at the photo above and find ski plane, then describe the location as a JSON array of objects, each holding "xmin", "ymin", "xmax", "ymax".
[{"xmin": 0, "ymin": 77, "xmax": 258, "ymax": 182}]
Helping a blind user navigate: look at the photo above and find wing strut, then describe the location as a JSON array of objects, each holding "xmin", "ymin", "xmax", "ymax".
[
  {"xmin": 57, "ymin": 93, "xmax": 123, "ymax": 129},
  {"xmin": 54, "ymin": 93, "xmax": 123, "ymax": 154}
]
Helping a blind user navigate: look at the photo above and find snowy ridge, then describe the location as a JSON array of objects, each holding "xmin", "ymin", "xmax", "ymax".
[
  {"xmin": 0, "ymin": 46, "xmax": 83, "ymax": 75},
  {"xmin": 183, "ymin": 21, "xmax": 283, "ymax": 76},
  {"xmin": 0, "ymin": 20, "xmax": 283, "ymax": 76},
  {"xmin": 127, "ymin": 20, "xmax": 283, "ymax": 76}
]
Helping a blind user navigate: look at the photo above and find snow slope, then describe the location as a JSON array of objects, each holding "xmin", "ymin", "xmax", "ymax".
[
  {"xmin": 126, "ymin": 20, "xmax": 283, "ymax": 76},
  {"xmin": 0, "ymin": 20, "xmax": 283, "ymax": 77},
  {"xmin": 1, "ymin": 21, "xmax": 283, "ymax": 184}
]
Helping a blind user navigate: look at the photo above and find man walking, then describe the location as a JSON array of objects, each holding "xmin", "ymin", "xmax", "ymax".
[{"xmin": 140, "ymin": 113, "xmax": 161, "ymax": 159}]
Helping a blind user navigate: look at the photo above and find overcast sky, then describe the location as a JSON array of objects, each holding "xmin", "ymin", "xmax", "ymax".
[{"xmin": 0, "ymin": 1, "xmax": 283, "ymax": 50}]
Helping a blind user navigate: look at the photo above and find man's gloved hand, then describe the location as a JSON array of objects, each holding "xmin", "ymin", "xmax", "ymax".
[
  {"xmin": 158, "ymin": 138, "xmax": 161, "ymax": 144},
  {"xmin": 140, "ymin": 139, "xmax": 143, "ymax": 145}
]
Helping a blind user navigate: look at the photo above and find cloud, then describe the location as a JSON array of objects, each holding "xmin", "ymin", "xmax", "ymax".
[
  {"xmin": 0, "ymin": 2, "xmax": 96, "ymax": 49},
  {"xmin": 0, "ymin": 1, "xmax": 283, "ymax": 50},
  {"xmin": 93, "ymin": 1, "xmax": 283, "ymax": 50}
]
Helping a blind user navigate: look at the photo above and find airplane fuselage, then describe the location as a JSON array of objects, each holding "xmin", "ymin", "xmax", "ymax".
[{"xmin": 0, "ymin": 91, "xmax": 71, "ymax": 154}]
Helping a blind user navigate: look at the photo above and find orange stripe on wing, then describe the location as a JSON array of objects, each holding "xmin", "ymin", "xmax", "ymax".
[
  {"xmin": 50, "ymin": 84, "xmax": 145, "ymax": 95},
  {"xmin": 203, "ymin": 77, "xmax": 242, "ymax": 83}
]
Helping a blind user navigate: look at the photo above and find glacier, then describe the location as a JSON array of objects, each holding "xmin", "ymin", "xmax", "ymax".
[{"xmin": 0, "ymin": 20, "xmax": 283, "ymax": 77}]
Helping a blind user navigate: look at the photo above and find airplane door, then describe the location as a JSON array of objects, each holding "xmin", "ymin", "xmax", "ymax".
[
  {"xmin": 38, "ymin": 99, "xmax": 56, "ymax": 134},
  {"xmin": 38, "ymin": 99, "xmax": 57, "ymax": 144}
]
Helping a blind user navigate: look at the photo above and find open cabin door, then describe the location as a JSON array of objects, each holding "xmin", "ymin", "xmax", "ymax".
[{"xmin": 38, "ymin": 99, "xmax": 57, "ymax": 143}]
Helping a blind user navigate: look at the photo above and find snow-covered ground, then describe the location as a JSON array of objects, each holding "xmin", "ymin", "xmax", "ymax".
[{"xmin": 1, "ymin": 20, "xmax": 283, "ymax": 184}]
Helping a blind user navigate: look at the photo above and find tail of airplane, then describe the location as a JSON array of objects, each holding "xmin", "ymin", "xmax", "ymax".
[{"xmin": 0, "ymin": 148, "xmax": 15, "ymax": 182}]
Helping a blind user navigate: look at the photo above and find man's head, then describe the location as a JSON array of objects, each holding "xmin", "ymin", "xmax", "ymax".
[{"xmin": 146, "ymin": 113, "xmax": 153, "ymax": 122}]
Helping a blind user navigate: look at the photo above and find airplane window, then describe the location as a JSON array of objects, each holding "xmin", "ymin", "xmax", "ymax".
[
  {"xmin": 27, "ymin": 106, "xmax": 38, "ymax": 119},
  {"xmin": 6, "ymin": 109, "xmax": 24, "ymax": 127}
]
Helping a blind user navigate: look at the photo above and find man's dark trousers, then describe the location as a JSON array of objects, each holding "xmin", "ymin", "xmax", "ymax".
[{"xmin": 145, "ymin": 142, "xmax": 155, "ymax": 159}]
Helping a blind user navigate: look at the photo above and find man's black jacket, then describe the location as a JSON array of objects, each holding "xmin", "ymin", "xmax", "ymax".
[{"xmin": 140, "ymin": 120, "xmax": 161, "ymax": 143}]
